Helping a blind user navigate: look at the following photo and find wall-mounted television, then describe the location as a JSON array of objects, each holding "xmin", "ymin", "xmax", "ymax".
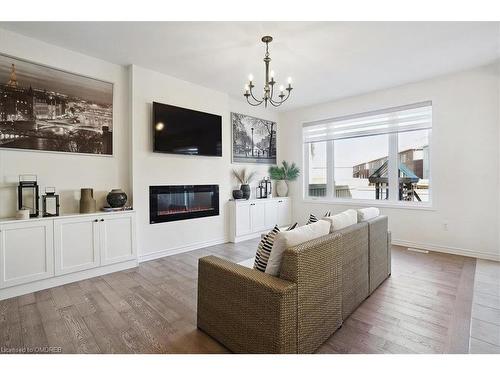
[{"xmin": 153, "ymin": 102, "xmax": 222, "ymax": 157}]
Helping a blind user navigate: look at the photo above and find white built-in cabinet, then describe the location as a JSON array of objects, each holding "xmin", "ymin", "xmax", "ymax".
[
  {"xmin": 0, "ymin": 220, "xmax": 54, "ymax": 289},
  {"xmin": 229, "ymin": 197, "xmax": 292, "ymax": 242},
  {"xmin": 0, "ymin": 211, "xmax": 136, "ymax": 299},
  {"xmin": 99, "ymin": 213, "xmax": 136, "ymax": 265}
]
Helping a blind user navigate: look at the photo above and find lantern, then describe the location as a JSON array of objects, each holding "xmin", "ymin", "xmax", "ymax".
[
  {"xmin": 18, "ymin": 175, "xmax": 39, "ymax": 218},
  {"xmin": 42, "ymin": 187, "xmax": 60, "ymax": 217}
]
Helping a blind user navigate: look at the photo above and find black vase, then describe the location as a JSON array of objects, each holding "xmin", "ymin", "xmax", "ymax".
[
  {"xmin": 232, "ymin": 189, "xmax": 243, "ymax": 199},
  {"xmin": 240, "ymin": 184, "xmax": 251, "ymax": 200},
  {"xmin": 107, "ymin": 189, "xmax": 128, "ymax": 208}
]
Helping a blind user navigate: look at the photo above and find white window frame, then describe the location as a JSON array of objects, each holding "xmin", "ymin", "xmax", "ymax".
[{"xmin": 302, "ymin": 102, "xmax": 433, "ymax": 210}]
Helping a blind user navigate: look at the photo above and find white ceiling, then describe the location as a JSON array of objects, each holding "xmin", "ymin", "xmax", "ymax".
[{"xmin": 1, "ymin": 22, "xmax": 499, "ymax": 110}]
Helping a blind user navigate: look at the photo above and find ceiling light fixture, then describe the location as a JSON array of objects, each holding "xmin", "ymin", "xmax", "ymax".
[{"xmin": 244, "ymin": 36, "xmax": 293, "ymax": 108}]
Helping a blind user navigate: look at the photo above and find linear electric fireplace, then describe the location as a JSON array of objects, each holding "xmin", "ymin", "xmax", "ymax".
[{"xmin": 149, "ymin": 185, "xmax": 219, "ymax": 224}]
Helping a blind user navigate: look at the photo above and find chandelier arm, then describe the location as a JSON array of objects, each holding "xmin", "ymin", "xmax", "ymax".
[
  {"xmin": 249, "ymin": 86, "xmax": 264, "ymax": 104},
  {"xmin": 269, "ymin": 88, "xmax": 290, "ymax": 106},
  {"xmin": 246, "ymin": 95, "xmax": 265, "ymax": 106}
]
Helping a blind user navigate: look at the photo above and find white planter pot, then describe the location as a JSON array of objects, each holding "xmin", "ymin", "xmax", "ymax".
[{"xmin": 275, "ymin": 180, "xmax": 289, "ymax": 197}]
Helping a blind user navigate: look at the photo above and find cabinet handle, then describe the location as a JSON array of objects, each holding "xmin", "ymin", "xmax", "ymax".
[
  {"xmin": 100, "ymin": 219, "xmax": 104, "ymax": 222},
  {"xmin": 94, "ymin": 219, "xmax": 98, "ymax": 222},
  {"xmin": 278, "ymin": 200, "xmax": 282, "ymax": 203}
]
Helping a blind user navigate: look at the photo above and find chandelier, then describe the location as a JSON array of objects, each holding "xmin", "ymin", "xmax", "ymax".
[{"xmin": 244, "ymin": 36, "xmax": 293, "ymax": 108}]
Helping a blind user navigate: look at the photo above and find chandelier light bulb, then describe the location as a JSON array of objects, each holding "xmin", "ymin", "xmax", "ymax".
[
  {"xmin": 248, "ymin": 74, "xmax": 254, "ymax": 82},
  {"xmin": 244, "ymin": 84, "xmax": 249, "ymax": 91},
  {"xmin": 287, "ymin": 77, "xmax": 293, "ymax": 84},
  {"xmin": 270, "ymin": 70, "xmax": 275, "ymax": 78},
  {"xmin": 279, "ymin": 85, "xmax": 284, "ymax": 92}
]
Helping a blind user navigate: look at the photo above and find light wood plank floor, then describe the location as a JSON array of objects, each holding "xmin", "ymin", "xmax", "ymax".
[
  {"xmin": 0, "ymin": 239, "xmax": 489, "ymax": 354},
  {"xmin": 469, "ymin": 259, "xmax": 500, "ymax": 353}
]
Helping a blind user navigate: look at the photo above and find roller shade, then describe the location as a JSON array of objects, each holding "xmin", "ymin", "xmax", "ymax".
[{"xmin": 303, "ymin": 101, "xmax": 432, "ymax": 143}]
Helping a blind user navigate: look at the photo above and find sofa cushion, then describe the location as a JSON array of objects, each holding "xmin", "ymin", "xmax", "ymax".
[
  {"xmin": 323, "ymin": 209, "xmax": 358, "ymax": 232},
  {"xmin": 253, "ymin": 225, "xmax": 280, "ymax": 272},
  {"xmin": 357, "ymin": 207, "xmax": 380, "ymax": 222},
  {"xmin": 265, "ymin": 219, "xmax": 331, "ymax": 276}
]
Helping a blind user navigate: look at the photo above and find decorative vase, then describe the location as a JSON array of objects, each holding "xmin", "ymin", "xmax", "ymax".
[
  {"xmin": 240, "ymin": 184, "xmax": 251, "ymax": 200},
  {"xmin": 275, "ymin": 180, "xmax": 288, "ymax": 197},
  {"xmin": 232, "ymin": 189, "xmax": 244, "ymax": 199},
  {"xmin": 107, "ymin": 189, "xmax": 128, "ymax": 208},
  {"xmin": 80, "ymin": 188, "xmax": 96, "ymax": 213}
]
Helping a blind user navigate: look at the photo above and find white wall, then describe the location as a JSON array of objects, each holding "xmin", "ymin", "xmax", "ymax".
[
  {"xmin": 0, "ymin": 28, "xmax": 130, "ymax": 217},
  {"xmin": 279, "ymin": 64, "xmax": 500, "ymax": 261},
  {"xmin": 2, "ymin": 26, "xmax": 498, "ymax": 262},
  {"xmin": 130, "ymin": 66, "xmax": 278, "ymax": 259}
]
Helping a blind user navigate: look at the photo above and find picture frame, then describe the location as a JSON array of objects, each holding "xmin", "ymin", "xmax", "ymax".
[
  {"xmin": 231, "ymin": 112, "xmax": 277, "ymax": 165},
  {"xmin": 0, "ymin": 53, "xmax": 114, "ymax": 156}
]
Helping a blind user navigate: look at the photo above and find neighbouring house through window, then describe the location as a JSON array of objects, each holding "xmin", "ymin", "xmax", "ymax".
[{"xmin": 303, "ymin": 101, "xmax": 432, "ymax": 205}]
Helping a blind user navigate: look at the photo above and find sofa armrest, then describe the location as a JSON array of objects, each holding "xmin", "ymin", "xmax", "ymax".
[
  {"xmin": 279, "ymin": 232, "xmax": 343, "ymax": 353},
  {"xmin": 197, "ymin": 256, "xmax": 297, "ymax": 353},
  {"xmin": 367, "ymin": 215, "xmax": 391, "ymax": 293}
]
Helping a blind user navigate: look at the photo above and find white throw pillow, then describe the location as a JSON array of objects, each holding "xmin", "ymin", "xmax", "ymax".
[
  {"xmin": 323, "ymin": 209, "xmax": 358, "ymax": 232},
  {"xmin": 265, "ymin": 219, "xmax": 331, "ymax": 276},
  {"xmin": 357, "ymin": 207, "xmax": 380, "ymax": 222}
]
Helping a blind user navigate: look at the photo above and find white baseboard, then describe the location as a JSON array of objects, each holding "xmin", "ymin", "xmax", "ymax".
[
  {"xmin": 231, "ymin": 231, "xmax": 265, "ymax": 243},
  {"xmin": 0, "ymin": 260, "xmax": 138, "ymax": 301},
  {"xmin": 392, "ymin": 239, "xmax": 500, "ymax": 262},
  {"xmin": 138, "ymin": 237, "xmax": 227, "ymax": 262}
]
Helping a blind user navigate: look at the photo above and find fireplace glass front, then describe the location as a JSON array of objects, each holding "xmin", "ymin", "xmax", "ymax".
[{"xmin": 149, "ymin": 185, "xmax": 219, "ymax": 224}]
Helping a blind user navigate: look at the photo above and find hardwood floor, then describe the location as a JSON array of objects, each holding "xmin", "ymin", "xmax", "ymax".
[
  {"xmin": 469, "ymin": 259, "xmax": 500, "ymax": 353},
  {"xmin": 0, "ymin": 239, "xmax": 491, "ymax": 354}
]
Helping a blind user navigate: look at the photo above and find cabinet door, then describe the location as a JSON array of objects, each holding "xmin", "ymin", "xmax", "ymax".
[
  {"xmin": 100, "ymin": 213, "xmax": 136, "ymax": 266},
  {"xmin": 0, "ymin": 220, "xmax": 54, "ymax": 288},
  {"xmin": 54, "ymin": 216, "xmax": 100, "ymax": 276},
  {"xmin": 251, "ymin": 202, "xmax": 267, "ymax": 232},
  {"xmin": 235, "ymin": 202, "xmax": 252, "ymax": 236},
  {"xmin": 264, "ymin": 200, "xmax": 278, "ymax": 229},
  {"xmin": 277, "ymin": 199, "xmax": 292, "ymax": 226}
]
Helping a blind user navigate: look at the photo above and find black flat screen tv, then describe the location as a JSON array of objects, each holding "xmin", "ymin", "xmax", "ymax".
[{"xmin": 153, "ymin": 102, "xmax": 222, "ymax": 157}]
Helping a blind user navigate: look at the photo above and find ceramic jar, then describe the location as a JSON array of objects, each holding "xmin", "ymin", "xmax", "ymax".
[
  {"xmin": 240, "ymin": 184, "xmax": 251, "ymax": 200},
  {"xmin": 106, "ymin": 189, "xmax": 127, "ymax": 208},
  {"xmin": 80, "ymin": 188, "xmax": 96, "ymax": 213},
  {"xmin": 275, "ymin": 180, "xmax": 288, "ymax": 197},
  {"xmin": 232, "ymin": 189, "xmax": 244, "ymax": 199}
]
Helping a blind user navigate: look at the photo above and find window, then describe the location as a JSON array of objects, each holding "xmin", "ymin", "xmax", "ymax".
[
  {"xmin": 307, "ymin": 141, "xmax": 327, "ymax": 197},
  {"xmin": 303, "ymin": 102, "xmax": 432, "ymax": 205}
]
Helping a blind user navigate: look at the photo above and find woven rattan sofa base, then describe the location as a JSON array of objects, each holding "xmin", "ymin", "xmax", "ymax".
[{"xmin": 196, "ymin": 216, "xmax": 391, "ymax": 354}]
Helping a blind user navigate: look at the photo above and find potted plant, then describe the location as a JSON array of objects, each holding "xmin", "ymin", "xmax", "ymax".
[
  {"xmin": 268, "ymin": 161, "xmax": 300, "ymax": 197},
  {"xmin": 232, "ymin": 168, "xmax": 256, "ymax": 200}
]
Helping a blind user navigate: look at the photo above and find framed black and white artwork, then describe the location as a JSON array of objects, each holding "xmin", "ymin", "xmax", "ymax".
[
  {"xmin": 0, "ymin": 53, "xmax": 113, "ymax": 155},
  {"xmin": 231, "ymin": 112, "xmax": 277, "ymax": 164}
]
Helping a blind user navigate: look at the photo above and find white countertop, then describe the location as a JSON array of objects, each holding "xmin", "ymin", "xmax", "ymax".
[
  {"xmin": 0, "ymin": 209, "xmax": 135, "ymax": 225},
  {"xmin": 229, "ymin": 197, "xmax": 290, "ymax": 203}
]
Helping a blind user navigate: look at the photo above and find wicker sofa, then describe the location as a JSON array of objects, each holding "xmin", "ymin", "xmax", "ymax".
[{"xmin": 197, "ymin": 215, "xmax": 391, "ymax": 354}]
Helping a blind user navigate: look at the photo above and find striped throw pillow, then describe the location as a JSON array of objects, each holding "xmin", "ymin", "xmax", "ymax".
[
  {"xmin": 325, "ymin": 211, "xmax": 332, "ymax": 217},
  {"xmin": 287, "ymin": 222, "xmax": 298, "ymax": 231},
  {"xmin": 254, "ymin": 225, "xmax": 280, "ymax": 272},
  {"xmin": 306, "ymin": 213, "xmax": 318, "ymax": 225}
]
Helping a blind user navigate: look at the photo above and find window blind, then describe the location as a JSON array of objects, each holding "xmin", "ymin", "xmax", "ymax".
[{"xmin": 303, "ymin": 101, "xmax": 432, "ymax": 143}]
